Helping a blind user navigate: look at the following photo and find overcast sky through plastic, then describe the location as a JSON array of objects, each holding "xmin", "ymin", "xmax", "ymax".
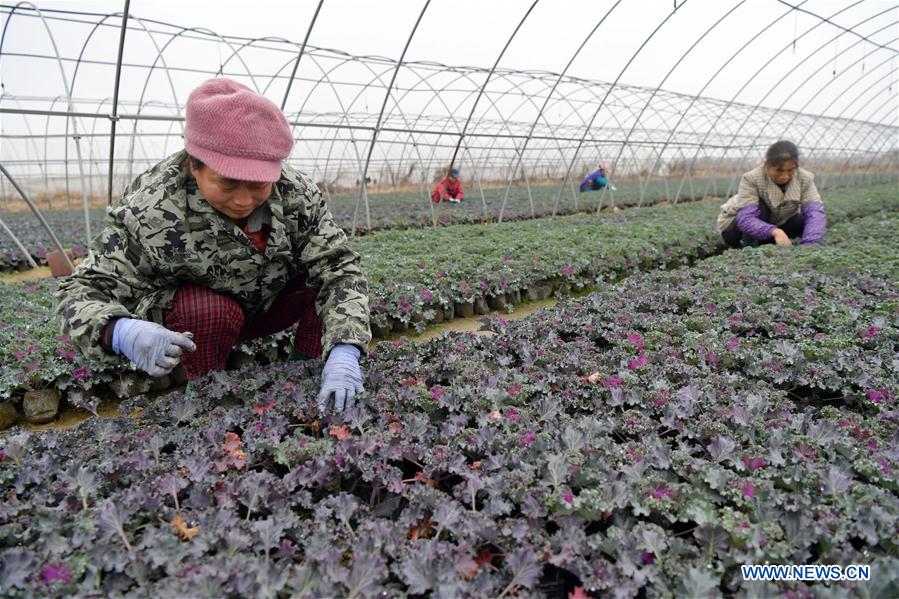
[{"xmin": 3, "ymin": 0, "xmax": 897, "ymax": 115}]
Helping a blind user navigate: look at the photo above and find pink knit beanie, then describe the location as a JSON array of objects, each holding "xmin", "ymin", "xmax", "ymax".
[{"xmin": 184, "ymin": 78, "xmax": 293, "ymax": 182}]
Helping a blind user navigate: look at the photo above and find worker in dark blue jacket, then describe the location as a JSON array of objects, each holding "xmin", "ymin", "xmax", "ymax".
[{"xmin": 579, "ymin": 164, "xmax": 617, "ymax": 192}]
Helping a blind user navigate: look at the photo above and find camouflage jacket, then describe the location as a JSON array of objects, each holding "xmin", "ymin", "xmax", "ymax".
[{"xmin": 55, "ymin": 150, "xmax": 371, "ymax": 365}]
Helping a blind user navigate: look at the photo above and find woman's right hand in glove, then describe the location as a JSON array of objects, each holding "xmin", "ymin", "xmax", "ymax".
[{"xmin": 111, "ymin": 318, "xmax": 196, "ymax": 377}]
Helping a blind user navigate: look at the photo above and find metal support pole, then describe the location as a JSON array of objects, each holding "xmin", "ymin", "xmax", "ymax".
[
  {"xmin": 446, "ymin": 1, "xmax": 540, "ymax": 172},
  {"xmin": 0, "ymin": 215, "xmax": 39, "ymax": 269},
  {"xmin": 0, "ymin": 163, "xmax": 74, "ymax": 271},
  {"xmin": 281, "ymin": 0, "xmax": 325, "ymax": 110},
  {"xmin": 357, "ymin": 0, "xmax": 431, "ymax": 233},
  {"xmin": 107, "ymin": 0, "xmax": 131, "ymax": 206}
]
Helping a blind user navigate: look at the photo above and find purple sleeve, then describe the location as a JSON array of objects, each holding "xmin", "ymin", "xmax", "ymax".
[
  {"xmin": 735, "ymin": 204, "xmax": 776, "ymax": 241},
  {"xmin": 800, "ymin": 202, "xmax": 826, "ymax": 244}
]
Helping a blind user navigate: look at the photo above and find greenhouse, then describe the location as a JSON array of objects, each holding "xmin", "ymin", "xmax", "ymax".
[{"xmin": 0, "ymin": 0, "xmax": 897, "ymax": 596}]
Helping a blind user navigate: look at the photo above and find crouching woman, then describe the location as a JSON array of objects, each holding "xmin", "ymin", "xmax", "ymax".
[
  {"xmin": 55, "ymin": 78, "xmax": 371, "ymax": 412},
  {"xmin": 717, "ymin": 140, "xmax": 827, "ymax": 248}
]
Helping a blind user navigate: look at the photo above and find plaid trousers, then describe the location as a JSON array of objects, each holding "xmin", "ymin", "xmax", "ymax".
[{"xmin": 163, "ymin": 276, "xmax": 323, "ymax": 380}]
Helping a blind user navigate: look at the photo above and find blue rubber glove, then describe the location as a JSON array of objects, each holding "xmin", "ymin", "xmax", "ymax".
[
  {"xmin": 317, "ymin": 344, "xmax": 364, "ymax": 413},
  {"xmin": 111, "ymin": 318, "xmax": 196, "ymax": 377}
]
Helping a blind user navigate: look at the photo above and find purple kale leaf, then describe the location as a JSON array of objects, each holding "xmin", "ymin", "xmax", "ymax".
[
  {"xmin": 706, "ymin": 435, "xmax": 736, "ymax": 463},
  {"xmin": 400, "ymin": 542, "xmax": 440, "ymax": 594},
  {"xmin": 0, "ymin": 550, "xmax": 35, "ymax": 589},
  {"xmin": 500, "ymin": 547, "xmax": 543, "ymax": 593},
  {"xmin": 97, "ymin": 499, "xmax": 136, "ymax": 553},
  {"xmin": 822, "ymin": 465, "xmax": 853, "ymax": 495},
  {"xmin": 341, "ymin": 551, "xmax": 386, "ymax": 598}
]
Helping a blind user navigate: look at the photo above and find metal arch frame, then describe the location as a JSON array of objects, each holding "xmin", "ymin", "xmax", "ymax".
[
  {"xmin": 369, "ymin": 65, "xmax": 532, "ymax": 223},
  {"xmin": 810, "ymin": 73, "xmax": 899, "ymax": 186},
  {"xmin": 304, "ymin": 56, "xmax": 413, "ymax": 231},
  {"xmin": 714, "ymin": 57, "xmax": 895, "ymax": 196},
  {"xmin": 848, "ymin": 123, "xmax": 899, "ymax": 184},
  {"xmin": 806, "ymin": 63, "xmax": 898, "ymax": 129},
  {"xmin": 639, "ymin": 0, "xmax": 813, "ymax": 204},
  {"xmin": 718, "ymin": 27, "xmax": 898, "ymax": 194},
  {"xmin": 554, "ymin": 0, "xmax": 689, "ymax": 211},
  {"xmin": 706, "ymin": 8, "xmax": 897, "ymax": 194},
  {"xmin": 0, "ymin": 3, "xmax": 53, "ymax": 188},
  {"xmin": 556, "ymin": 82, "xmax": 703, "ymax": 208},
  {"xmin": 790, "ymin": 63, "xmax": 897, "ymax": 170},
  {"xmin": 478, "ymin": 71, "xmax": 620, "ymax": 217},
  {"xmin": 585, "ymin": 78, "xmax": 719, "ymax": 210},
  {"xmin": 860, "ymin": 126, "xmax": 899, "ymax": 183},
  {"xmin": 1, "ymin": 1, "xmax": 92, "ymax": 243},
  {"xmin": 496, "ymin": 0, "xmax": 623, "ymax": 217},
  {"xmin": 388, "ymin": 67, "xmax": 503, "ymax": 223},
  {"xmin": 357, "ymin": 0, "xmax": 431, "ymax": 233},
  {"xmin": 1, "ymin": 2, "xmax": 895, "ymax": 217},
  {"xmin": 40, "ymin": 95, "xmax": 68, "ymax": 200},
  {"xmin": 606, "ymin": 1, "xmax": 746, "ymax": 206},
  {"xmin": 400, "ymin": 73, "xmax": 494, "ymax": 224},
  {"xmin": 446, "ymin": 0, "xmax": 540, "ymax": 172},
  {"xmin": 549, "ymin": 83, "xmax": 669, "ymax": 212},
  {"xmin": 107, "ymin": 1, "xmax": 130, "ymax": 205},
  {"xmin": 445, "ymin": 70, "xmax": 589, "ymax": 219},
  {"xmin": 114, "ymin": 98, "xmax": 176, "ymax": 185},
  {"xmin": 465, "ymin": 71, "xmax": 576, "ymax": 219},
  {"xmin": 210, "ymin": 34, "xmax": 273, "ymax": 93},
  {"xmin": 64, "ymin": 8, "xmax": 131, "ymax": 225},
  {"xmin": 290, "ymin": 51, "xmax": 371, "ymax": 210},
  {"xmin": 674, "ymin": 0, "xmax": 866, "ymax": 200},
  {"xmin": 290, "ymin": 52, "xmax": 410, "ymax": 175},
  {"xmin": 491, "ymin": 87, "xmax": 554, "ymax": 213},
  {"xmin": 0, "ymin": 213, "xmax": 39, "ymax": 268},
  {"xmin": 280, "ymin": 0, "xmax": 324, "ymax": 110},
  {"xmin": 776, "ymin": 0, "xmax": 896, "ymax": 52},
  {"xmin": 399, "ymin": 73, "xmax": 497, "ymax": 212},
  {"xmin": 797, "ymin": 61, "xmax": 898, "ymax": 148},
  {"xmin": 70, "ymin": 13, "xmax": 219, "ymax": 195},
  {"xmin": 634, "ymin": 93, "xmax": 736, "ymax": 205},
  {"xmin": 4, "ymin": 96, "xmax": 49, "ymax": 197},
  {"xmin": 789, "ymin": 64, "xmax": 897, "ymax": 190},
  {"xmin": 124, "ymin": 16, "xmax": 187, "ymax": 184},
  {"xmin": 494, "ymin": 1, "xmax": 624, "ymax": 220},
  {"xmin": 370, "ymin": 69, "xmax": 477, "ymax": 225},
  {"xmin": 0, "ymin": 162, "xmax": 74, "ymax": 269},
  {"xmin": 256, "ymin": 36, "xmax": 314, "ymax": 98},
  {"xmin": 86, "ymin": 97, "xmax": 114, "ymax": 197}
]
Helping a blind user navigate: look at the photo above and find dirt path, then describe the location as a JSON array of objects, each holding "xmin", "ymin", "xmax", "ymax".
[
  {"xmin": 25, "ymin": 400, "xmax": 138, "ymax": 432},
  {"xmin": 0, "ymin": 266, "xmax": 52, "ymax": 284},
  {"xmin": 369, "ymin": 297, "xmax": 558, "ymax": 346}
]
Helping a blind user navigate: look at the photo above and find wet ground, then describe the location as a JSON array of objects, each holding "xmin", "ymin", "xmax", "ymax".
[
  {"xmin": 370, "ymin": 297, "xmax": 558, "ymax": 345},
  {"xmin": 0, "ymin": 266, "xmax": 52, "ymax": 284}
]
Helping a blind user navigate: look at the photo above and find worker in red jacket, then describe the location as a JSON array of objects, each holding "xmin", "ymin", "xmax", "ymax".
[{"xmin": 431, "ymin": 168, "xmax": 465, "ymax": 203}]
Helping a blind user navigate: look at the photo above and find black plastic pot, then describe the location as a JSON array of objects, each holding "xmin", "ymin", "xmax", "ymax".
[{"xmin": 455, "ymin": 301, "xmax": 475, "ymax": 318}]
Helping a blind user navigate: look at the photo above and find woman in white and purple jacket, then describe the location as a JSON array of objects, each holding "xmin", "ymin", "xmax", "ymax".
[{"xmin": 717, "ymin": 141, "xmax": 827, "ymax": 248}]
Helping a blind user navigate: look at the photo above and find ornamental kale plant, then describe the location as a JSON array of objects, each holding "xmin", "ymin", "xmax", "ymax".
[
  {"xmin": 357, "ymin": 184, "xmax": 898, "ymax": 331},
  {"xmin": 0, "ymin": 176, "xmax": 748, "ymax": 270},
  {"xmin": 1, "ymin": 184, "xmax": 895, "ymax": 401},
  {"xmin": 1, "ymin": 209, "xmax": 897, "ymax": 597},
  {"xmin": 0, "ymin": 279, "xmax": 99, "ymax": 400}
]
